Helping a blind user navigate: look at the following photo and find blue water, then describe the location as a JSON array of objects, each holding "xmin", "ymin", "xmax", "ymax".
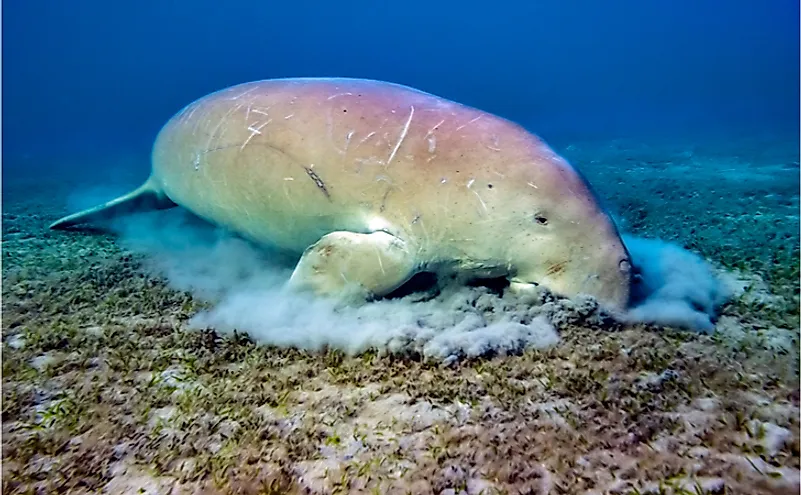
[{"xmin": 3, "ymin": 0, "xmax": 798, "ymax": 161}]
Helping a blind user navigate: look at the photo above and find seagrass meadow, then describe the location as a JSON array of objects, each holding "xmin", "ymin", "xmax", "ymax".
[{"xmin": 2, "ymin": 134, "xmax": 799, "ymax": 494}]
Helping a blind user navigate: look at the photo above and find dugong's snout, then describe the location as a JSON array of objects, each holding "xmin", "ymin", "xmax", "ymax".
[
  {"xmin": 576, "ymin": 218, "xmax": 635, "ymax": 311},
  {"xmin": 551, "ymin": 240, "xmax": 633, "ymax": 311},
  {"xmin": 510, "ymin": 215, "xmax": 634, "ymax": 312}
]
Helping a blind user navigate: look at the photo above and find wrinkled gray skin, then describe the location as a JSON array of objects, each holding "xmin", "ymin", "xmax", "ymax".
[{"xmin": 50, "ymin": 78, "xmax": 633, "ymax": 310}]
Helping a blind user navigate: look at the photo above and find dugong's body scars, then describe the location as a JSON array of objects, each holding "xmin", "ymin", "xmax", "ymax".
[{"xmin": 50, "ymin": 78, "xmax": 633, "ymax": 310}]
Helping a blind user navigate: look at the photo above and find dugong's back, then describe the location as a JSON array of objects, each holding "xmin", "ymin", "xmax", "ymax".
[{"xmin": 151, "ymin": 78, "xmax": 538, "ymax": 252}]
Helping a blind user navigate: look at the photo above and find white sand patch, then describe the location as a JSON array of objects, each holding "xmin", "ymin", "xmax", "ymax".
[
  {"xmin": 29, "ymin": 353, "xmax": 58, "ymax": 371},
  {"xmin": 102, "ymin": 462, "xmax": 182, "ymax": 494},
  {"xmin": 6, "ymin": 334, "xmax": 26, "ymax": 350}
]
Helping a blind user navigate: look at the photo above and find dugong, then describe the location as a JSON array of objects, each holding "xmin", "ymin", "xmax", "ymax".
[{"xmin": 50, "ymin": 78, "xmax": 633, "ymax": 310}]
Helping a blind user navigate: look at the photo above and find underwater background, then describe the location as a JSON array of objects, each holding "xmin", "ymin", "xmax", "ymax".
[
  {"xmin": 4, "ymin": 0, "xmax": 799, "ymax": 155},
  {"xmin": 3, "ymin": 0, "xmax": 800, "ymax": 493}
]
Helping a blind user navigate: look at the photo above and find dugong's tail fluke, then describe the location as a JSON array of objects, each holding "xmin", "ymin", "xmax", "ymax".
[{"xmin": 48, "ymin": 179, "xmax": 177, "ymax": 230}]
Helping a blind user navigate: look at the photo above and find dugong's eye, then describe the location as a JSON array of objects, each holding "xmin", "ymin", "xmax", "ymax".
[{"xmin": 533, "ymin": 214, "xmax": 549, "ymax": 226}]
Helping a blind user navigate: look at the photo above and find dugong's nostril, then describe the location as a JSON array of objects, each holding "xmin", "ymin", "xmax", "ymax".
[{"xmin": 619, "ymin": 259, "xmax": 631, "ymax": 273}]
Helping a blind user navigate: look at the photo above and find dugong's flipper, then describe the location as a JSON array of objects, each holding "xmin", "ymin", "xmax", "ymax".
[
  {"xmin": 49, "ymin": 179, "xmax": 177, "ymax": 230},
  {"xmin": 288, "ymin": 231, "xmax": 417, "ymax": 300}
]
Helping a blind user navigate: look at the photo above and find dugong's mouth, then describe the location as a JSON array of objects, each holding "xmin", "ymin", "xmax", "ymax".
[{"xmin": 560, "ymin": 256, "xmax": 634, "ymax": 312}]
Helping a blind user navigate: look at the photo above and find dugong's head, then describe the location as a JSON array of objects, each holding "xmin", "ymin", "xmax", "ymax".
[{"xmin": 497, "ymin": 144, "xmax": 633, "ymax": 311}]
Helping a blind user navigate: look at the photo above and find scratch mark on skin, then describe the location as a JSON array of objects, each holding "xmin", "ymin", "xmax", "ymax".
[
  {"xmin": 415, "ymin": 216, "xmax": 430, "ymax": 255},
  {"xmin": 455, "ymin": 116, "xmax": 481, "ymax": 132},
  {"xmin": 204, "ymin": 104, "xmax": 243, "ymax": 162},
  {"xmin": 251, "ymin": 108, "xmax": 270, "ymax": 117},
  {"xmin": 378, "ymin": 179, "xmax": 393, "ymax": 212},
  {"xmin": 424, "ymin": 119, "xmax": 445, "ymax": 154},
  {"xmin": 326, "ymin": 111, "xmax": 353, "ymax": 155},
  {"xmin": 344, "ymin": 130, "xmax": 355, "ymax": 152},
  {"xmin": 376, "ymin": 250, "xmax": 386, "ymax": 275},
  {"xmin": 467, "ymin": 178, "xmax": 488, "ymax": 214},
  {"xmin": 387, "ymin": 106, "xmax": 414, "ymax": 166},
  {"xmin": 203, "ymin": 144, "xmax": 242, "ymax": 154},
  {"xmin": 371, "ymin": 175, "xmax": 400, "ymax": 213},
  {"xmin": 527, "ymin": 182, "xmax": 538, "ymax": 189},
  {"xmin": 427, "ymin": 119, "xmax": 446, "ymax": 135},
  {"xmin": 304, "ymin": 165, "xmax": 331, "ymax": 199},
  {"xmin": 486, "ymin": 135, "xmax": 501, "ymax": 151},
  {"xmin": 419, "ymin": 119, "xmax": 446, "ymax": 158},
  {"xmin": 327, "ymin": 92, "xmax": 354, "ymax": 100},
  {"xmin": 191, "ymin": 108, "xmax": 209, "ymax": 136},
  {"xmin": 379, "ymin": 191, "xmax": 390, "ymax": 212},
  {"xmin": 427, "ymin": 135, "xmax": 436, "ymax": 153},
  {"xmin": 229, "ymin": 87, "xmax": 258, "ymax": 100},
  {"xmin": 193, "ymin": 143, "xmax": 246, "ymax": 171},
  {"xmin": 358, "ymin": 131, "xmax": 376, "ymax": 146},
  {"xmin": 183, "ymin": 104, "xmax": 199, "ymax": 124},
  {"xmin": 284, "ymin": 113, "xmax": 295, "ymax": 119},
  {"xmin": 241, "ymin": 120, "xmax": 272, "ymax": 150}
]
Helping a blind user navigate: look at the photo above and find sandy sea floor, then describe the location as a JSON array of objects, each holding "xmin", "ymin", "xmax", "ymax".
[{"xmin": 2, "ymin": 134, "xmax": 800, "ymax": 494}]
